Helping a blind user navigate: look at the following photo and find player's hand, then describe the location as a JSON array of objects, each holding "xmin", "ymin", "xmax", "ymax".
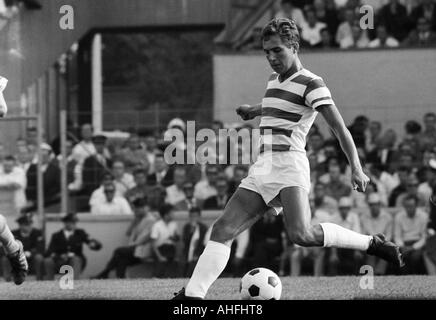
[
  {"xmin": 236, "ymin": 104, "xmax": 254, "ymax": 121},
  {"xmin": 351, "ymin": 169, "xmax": 370, "ymax": 193}
]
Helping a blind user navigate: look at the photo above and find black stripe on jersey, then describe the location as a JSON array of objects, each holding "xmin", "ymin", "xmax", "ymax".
[
  {"xmin": 259, "ymin": 144, "xmax": 291, "ymax": 153},
  {"xmin": 268, "ymin": 73, "xmax": 279, "ymax": 81},
  {"xmin": 311, "ymin": 96, "xmax": 332, "ymax": 106},
  {"xmin": 260, "ymin": 126, "xmax": 293, "ymax": 137},
  {"xmin": 303, "ymin": 78, "xmax": 326, "ymax": 98},
  {"xmin": 264, "ymin": 88, "xmax": 306, "ymax": 106},
  {"xmin": 262, "ymin": 107, "xmax": 303, "ymax": 123},
  {"xmin": 291, "ymin": 74, "xmax": 313, "ymax": 86}
]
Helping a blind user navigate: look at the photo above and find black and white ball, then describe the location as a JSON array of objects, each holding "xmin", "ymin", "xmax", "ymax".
[{"xmin": 240, "ymin": 268, "xmax": 282, "ymax": 300}]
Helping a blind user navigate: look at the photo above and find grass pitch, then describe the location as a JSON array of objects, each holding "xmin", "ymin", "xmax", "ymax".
[{"xmin": 0, "ymin": 276, "xmax": 435, "ymax": 300}]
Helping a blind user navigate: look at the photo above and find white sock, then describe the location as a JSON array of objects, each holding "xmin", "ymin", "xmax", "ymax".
[
  {"xmin": 0, "ymin": 215, "xmax": 19, "ymax": 255},
  {"xmin": 185, "ymin": 241, "xmax": 231, "ymax": 298},
  {"xmin": 319, "ymin": 222, "xmax": 372, "ymax": 251}
]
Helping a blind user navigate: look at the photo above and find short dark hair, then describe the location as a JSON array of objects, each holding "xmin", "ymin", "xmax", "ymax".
[
  {"xmin": 261, "ymin": 18, "xmax": 300, "ymax": 51},
  {"xmin": 159, "ymin": 203, "xmax": 174, "ymax": 218},
  {"xmin": 4, "ymin": 155, "xmax": 15, "ymax": 162}
]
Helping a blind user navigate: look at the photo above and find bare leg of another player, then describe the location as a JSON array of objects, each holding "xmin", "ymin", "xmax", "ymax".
[
  {"xmin": 279, "ymin": 187, "xmax": 403, "ymax": 269},
  {"xmin": 173, "ymin": 188, "xmax": 268, "ymax": 299},
  {"xmin": 0, "ymin": 215, "xmax": 28, "ymax": 285}
]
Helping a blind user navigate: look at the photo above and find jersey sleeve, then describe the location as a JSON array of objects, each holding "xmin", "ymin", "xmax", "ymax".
[
  {"xmin": 303, "ymin": 78, "xmax": 335, "ymax": 110},
  {"xmin": 0, "ymin": 76, "xmax": 8, "ymax": 92}
]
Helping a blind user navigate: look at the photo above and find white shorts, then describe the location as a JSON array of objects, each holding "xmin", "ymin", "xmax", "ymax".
[{"xmin": 239, "ymin": 150, "xmax": 311, "ymax": 210}]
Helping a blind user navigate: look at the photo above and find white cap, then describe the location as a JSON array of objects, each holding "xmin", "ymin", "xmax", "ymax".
[
  {"xmin": 40, "ymin": 143, "xmax": 52, "ymax": 152},
  {"xmin": 367, "ymin": 193, "xmax": 381, "ymax": 204},
  {"xmin": 167, "ymin": 118, "xmax": 186, "ymax": 131},
  {"xmin": 338, "ymin": 197, "xmax": 353, "ymax": 208}
]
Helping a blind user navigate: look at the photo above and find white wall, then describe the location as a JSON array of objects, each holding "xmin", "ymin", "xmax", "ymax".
[{"xmin": 213, "ymin": 48, "xmax": 436, "ymax": 138}]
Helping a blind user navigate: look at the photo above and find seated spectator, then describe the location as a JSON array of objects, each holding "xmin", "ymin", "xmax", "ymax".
[
  {"xmin": 394, "ymin": 195, "xmax": 428, "ymax": 274},
  {"xmin": 112, "ymin": 160, "xmax": 135, "ymax": 196},
  {"xmin": 165, "ymin": 166, "xmax": 187, "ymax": 206},
  {"xmin": 227, "ymin": 164, "xmax": 249, "ymax": 195},
  {"xmin": 328, "ymin": 197, "xmax": 364, "ymax": 275},
  {"xmin": 142, "ymin": 134, "xmax": 160, "ymax": 175},
  {"xmin": 348, "ymin": 115, "xmax": 369, "ymax": 150},
  {"xmin": 203, "ymin": 177, "xmax": 231, "ymax": 210},
  {"xmin": 118, "ymin": 134, "xmax": 149, "ymax": 172},
  {"xmin": 174, "ymin": 181, "xmax": 200, "ymax": 211},
  {"xmin": 301, "ymin": 6, "xmax": 328, "ymax": 48},
  {"xmin": 320, "ymin": 162, "xmax": 351, "ymax": 201},
  {"xmin": 367, "ymin": 128, "xmax": 397, "ymax": 169},
  {"xmin": 147, "ymin": 153, "xmax": 174, "ymax": 187},
  {"xmin": 25, "ymin": 143, "xmax": 61, "ymax": 211},
  {"xmin": 71, "ymin": 124, "xmax": 96, "ymax": 165},
  {"xmin": 90, "ymin": 182, "xmax": 133, "ymax": 215},
  {"xmin": 0, "ymin": 155, "xmax": 26, "ymax": 215},
  {"xmin": 365, "ymin": 121, "xmax": 383, "ymax": 153},
  {"xmin": 81, "ymin": 134, "xmax": 112, "ymax": 197},
  {"xmin": 275, "ymin": 0, "xmax": 307, "ymax": 29},
  {"xmin": 318, "ymin": 27, "xmax": 337, "ymax": 49},
  {"xmin": 182, "ymin": 207, "xmax": 208, "ymax": 276},
  {"xmin": 418, "ymin": 163, "xmax": 436, "ymax": 205},
  {"xmin": 378, "ymin": 0, "xmax": 411, "ymax": 42},
  {"xmin": 151, "ymin": 204, "xmax": 180, "ymax": 278},
  {"xmin": 410, "ymin": 0, "xmax": 436, "ymax": 31},
  {"xmin": 89, "ymin": 173, "xmax": 122, "ymax": 207},
  {"xmin": 368, "ymin": 24, "xmax": 400, "ymax": 48},
  {"xmin": 336, "ymin": 7, "xmax": 357, "ymax": 48},
  {"xmin": 44, "ymin": 213, "xmax": 102, "ymax": 280},
  {"xmin": 360, "ymin": 193, "xmax": 393, "ymax": 275},
  {"xmin": 93, "ymin": 198, "xmax": 158, "ymax": 279},
  {"xmin": 307, "ymin": 132, "xmax": 326, "ymax": 164},
  {"xmin": 194, "ymin": 165, "xmax": 219, "ymax": 206},
  {"xmin": 367, "ymin": 163, "xmax": 391, "ymax": 205},
  {"xmin": 313, "ymin": 0, "xmax": 339, "ymax": 36},
  {"xmin": 340, "ymin": 21, "xmax": 370, "ymax": 49},
  {"xmin": 1, "ymin": 214, "xmax": 44, "ymax": 281},
  {"xmin": 313, "ymin": 182, "xmax": 338, "ymax": 214},
  {"xmin": 290, "ymin": 198, "xmax": 329, "ymax": 276},
  {"xmin": 125, "ymin": 168, "xmax": 150, "ymax": 206},
  {"xmin": 388, "ymin": 166, "xmax": 411, "ymax": 207},
  {"xmin": 249, "ymin": 211, "xmax": 285, "ymax": 273},
  {"xmin": 147, "ymin": 185, "xmax": 167, "ymax": 213},
  {"xmin": 396, "ymin": 175, "xmax": 426, "ymax": 207}
]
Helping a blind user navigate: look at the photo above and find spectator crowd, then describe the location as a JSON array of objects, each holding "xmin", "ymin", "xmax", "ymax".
[{"xmin": 240, "ymin": 0, "xmax": 436, "ymax": 51}]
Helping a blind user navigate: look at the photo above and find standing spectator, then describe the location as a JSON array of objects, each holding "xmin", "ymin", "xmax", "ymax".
[
  {"xmin": 90, "ymin": 182, "xmax": 133, "ymax": 215},
  {"xmin": 394, "ymin": 195, "xmax": 428, "ymax": 274},
  {"xmin": 368, "ymin": 24, "xmax": 400, "ymax": 48},
  {"xmin": 118, "ymin": 134, "xmax": 149, "ymax": 172},
  {"xmin": 93, "ymin": 198, "xmax": 157, "ymax": 279},
  {"xmin": 165, "ymin": 166, "xmax": 187, "ymax": 206},
  {"xmin": 151, "ymin": 204, "xmax": 180, "ymax": 278},
  {"xmin": 71, "ymin": 124, "xmax": 96, "ymax": 164},
  {"xmin": 125, "ymin": 168, "xmax": 150, "ymax": 206},
  {"xmin": 360, "ymin": 193, "xmax": 393, "ymax": 275},
  {"xmin": 0, "ymin": 155, "xmax": 26, "ymax": 215},
  {"xmin": 275, "ymin": 0, "xmax": 307, "ymax": 29},
  {"xmin": 81, "ymin": 134, "xmax": 112, "ymax": 197},
  {"xmin": 378, "ymin": 0, "xmax": 411, "ymax": 42},
  {"xmin": 112, "ymin": 160, "xmax": 135, "ymax": 196},
  {"xmin": 25, "ymin": 143, "xmax": 61, "ymax": 211},
  {"xmin": 1, "ymin": 215, "xmax": 44, "ymax": 281},
  {"xmin": 328, "ymin": 197, "xmax": 364, "ymax": 275},
  {"xmin": 203, "ymin": 177, "xmax": 231, "ymax": 210},
  {"xmin": 194, "ymin": 165, "xmax": 219, "ymax": 206},
  {"xmin": 44, "ymin": 213, "xmax": 102, "ymax": 280},
  {"xmin": 301, "ymin": 7, "xmax": 328, "ymax": 48},
  {"xmin": 174, "ymin": 181, "xmax": 200, "ymax": 211},
  {"xmin": 182, "ymin": 207, "xmax": 208, "ymax": 276},
  {"xmin": 147, "ymin": 153, "xmax": 174, "ymax": 187},
  {"xmin": 410, "ymin": 0, "xmax": 436, "ymax": 31}
]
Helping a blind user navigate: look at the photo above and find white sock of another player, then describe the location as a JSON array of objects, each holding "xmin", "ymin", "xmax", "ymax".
[
  {"xmin": 320, "ymin": 222, "xmax": 372, "ymax": 251},
  {"xmin": 0, "ymin": 215, "xmax": 19, "ymax": 255},
  {"xmin": 185, "ymin": 241, "xmax": 231, "ymax": 298}
]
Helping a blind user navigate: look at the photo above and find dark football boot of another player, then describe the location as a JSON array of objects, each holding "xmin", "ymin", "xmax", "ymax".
[
  {"xmin": 172, "ymin": 287, "xmax": 203, "ymax": 300},
  {"xmin": 367, "ymin": 233, "xmax": 405, "ymax": 268},
  {"xmin": 8, "ymin": 240, "xmax": 28, "ymax": 285}
]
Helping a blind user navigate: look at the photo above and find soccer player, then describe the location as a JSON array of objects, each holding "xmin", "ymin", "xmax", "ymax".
[
  {"xmin": 173, "ymin": 18, "xmax": 403, "ymax": 300},
  {"xmin": 0, "ymin": 75, "xmax": 29, "ymax": 285}
]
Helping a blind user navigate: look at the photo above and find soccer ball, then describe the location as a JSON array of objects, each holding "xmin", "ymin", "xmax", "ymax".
[{"xmin": 240, "ymin": 268, "xmax": 282, "ymax": 300}]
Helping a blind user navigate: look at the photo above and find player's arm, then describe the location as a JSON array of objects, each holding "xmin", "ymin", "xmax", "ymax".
[
  {"xmin": 0, "ymin": 76, "xmax": 8, "ymax": 118},
  {"xmin": 236, "ymin": 103, "xmax": 262, "ymax": 120},
  {"xmin": 317, "ymin": 104, "xmax": 370, "ymax": 192}
]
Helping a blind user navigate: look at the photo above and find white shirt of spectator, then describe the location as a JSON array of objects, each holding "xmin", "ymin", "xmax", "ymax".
[
  {"xmin": 301, "ymin": 21, "xmax": 327, "ymax": 46},
  {"xmin": 150, "ymin": 220, "xmax": 178, "ymax": 247},
  {"xmin": 63, "ymin": 229, "xmax": 74, "ymax": 240},
  {"xmin": 114, "ymin": 173, "xmax": 135, "ymax": 196},
  {"xmin": 194, "ymin": 180, "xmax": 217, "ymax": 201},
  {"xmin": 360, "ymin": 209, "xmax": 393, "ymax": 240},
  {"xmin": 368, "ymin": 37, "xmax": 400, "ymax": 48},
  {"xmin": 72, "ymin": 141, "xmax": 96, "ymax": 164},
  {"xmin": 165, "ymin": 184, "xmax": 186, "ymax": 206},
  {"xmin": 0, "ymin": 166, "xmax": 27, "ymax": 212},
  {"xmin": 89, "ymin": 186, "xmax": 123, "ymax": 207},
  {"xmin": 90, "ymin": 195, "xmax": 133, "ymax": 215}
]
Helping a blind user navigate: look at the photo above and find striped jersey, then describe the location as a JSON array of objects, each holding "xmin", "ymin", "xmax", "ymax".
[{"xmin": 259, "ymin": 68, "xmax": 334, "ymax": 154}]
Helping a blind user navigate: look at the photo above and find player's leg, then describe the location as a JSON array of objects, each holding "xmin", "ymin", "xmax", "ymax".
[
  {"xmin": 0, "ymin": 214, "xmax": 28, "ymax": 284},
  {"xmin": 279, "ymin": 187, "xmax": 404, "ymax": 267},
  {"xmin": 290, "ymin": 246, "xmax": 303, "ymax": 277},
  {"xmin": 179, "ymin": 188, "xmax": 268, "ymax": 299},
  {"xmin": 312, "ymin": 247, "xmax": 326, "ymax": 276}
]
